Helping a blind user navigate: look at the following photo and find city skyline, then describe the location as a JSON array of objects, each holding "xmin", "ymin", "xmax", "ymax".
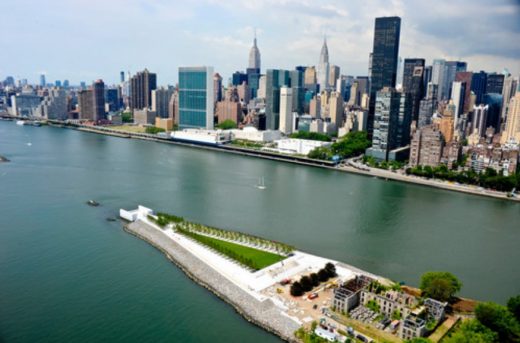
[{"xmin": 1, "ymin": 0, "xmax": 519, "ymax": 85}]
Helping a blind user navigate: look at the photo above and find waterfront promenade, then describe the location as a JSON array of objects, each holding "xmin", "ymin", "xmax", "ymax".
[
  {"xmin": 71, "ymin": 122, "xmax": 520, "ymax": 203},
  {"xmin": 124, "ymin": 219, "xmax": 301, "ymax": 342}
]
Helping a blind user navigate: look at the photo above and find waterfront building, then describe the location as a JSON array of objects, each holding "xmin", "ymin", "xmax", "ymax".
[
  {"xmin": 274, "ymin": 138, "xmax": 331, "ymax": 155},
  {"xmin": 333, "ymin": 275, "xmax": 374, "ymax": 314},
  {"xmin": 105, "ymin": 88, "xmax": 120, "ymax": 112},
  {"xmin": 78, "ymin": 90, "xmax": 94, "ymax": 120},
  {"xmin": 317, "ymin": 38, "xmax": 330, "ymax": 91},
  {"xmin": 10, "ymin": 93, "xmax": 41, "ymax": 117},
  {"xmin": 151, "ymin": 87, "xmax": 174, "ymax": 118},
  {"xmin": 279, "ymin": 86, "xmax": 293, "ymax": 135},
  {"xmin": 178, "ymin": 66, "xmax": 214, "ymax": 130},
  {"xmin": 133, "ymin": 108, "xmax": 156, "ymax": 125},
  {"xmin": 366, "ymin": 87, "xmax": 409, "ymax": 161},
  {"xmin": 501, "ymin": 75, "xmax": 518, "ymax": 120},
  {"xmin": 171, "ymin": 129, "xmax": 231, "ymax": 145},
  {"xmin": 409, "ymin": 125, "xmax": 444, "ymax": 167},
  {"xmin": 230, "ymin": 127, "xmax": 281, "ymax": 142},
  {"xmin": 216, "ymin": 87, "xmax": 242, "ymax": 125},
  {"xmin": 93, "ymin": 80, "xmax": 106, "ymax": 121},
  {"xmin": 155, "ymin": 117, "xmax": 173, "ymax": 131},
  {"xmin": 368, "ymin": 16, "xmax": 401, "ymax": 136},
  {"xmin": 130, "ymin": 69, "xmax": 157, "ymax": 110},
  {"xmin": 501, "ymin": 84, "xmax": 520, "ymax": 144},
  {"xmin": 35, "ymin": 87, "xmax": 68, "ymax": 120}
]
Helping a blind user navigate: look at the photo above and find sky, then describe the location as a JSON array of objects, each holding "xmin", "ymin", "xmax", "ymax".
[{"xmin": 1, "ymin": 0, "xmax": 519, "ymax": 86}]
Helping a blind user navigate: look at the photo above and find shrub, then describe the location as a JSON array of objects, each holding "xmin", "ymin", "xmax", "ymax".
[{"xmin": 290, "ymin": 281, "xmax": 304, "ymax": 296}]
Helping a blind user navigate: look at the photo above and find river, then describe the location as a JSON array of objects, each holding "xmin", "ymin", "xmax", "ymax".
[{"xmin": 0, "ymin": 121, "xmax": 519, "ymax": 342}]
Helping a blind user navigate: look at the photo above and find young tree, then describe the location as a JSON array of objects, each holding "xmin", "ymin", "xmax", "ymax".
[
  {"xmin": 290, "ymin": 281, "xmax": 304, "ymax": 296},
  {"xmin": 324, "ymin": 263, "xmax": 337, "ymax": 277},
  {"xmin": 318, "ymin": 269, "xmax": 330, "ymax": 282},
  {"xmin": 300, "ymin": 275, "xmax": 313, "ymax": 292},
  {"xmin": 310, "ymin": 273, "xmax": 320, "ymax": 287},
  {"xmin": 419, "ymin": 271, "xmax": 462, "ymax": 302}
]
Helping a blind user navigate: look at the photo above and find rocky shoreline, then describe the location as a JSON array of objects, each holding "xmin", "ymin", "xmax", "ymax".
[{"xmin": 123, "ymin": 220, "xmax": 301, "ymax": 342}]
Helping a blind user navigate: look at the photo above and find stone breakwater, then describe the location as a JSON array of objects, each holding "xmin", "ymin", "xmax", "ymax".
[{"xmin": 124, "ymin": 220, "xmax": 301, "ymax": 343}]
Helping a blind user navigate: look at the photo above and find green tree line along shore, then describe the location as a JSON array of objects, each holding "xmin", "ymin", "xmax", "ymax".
[{"xmin": 307, "ymin": 131, "xmax": 372, "ymax": 160}]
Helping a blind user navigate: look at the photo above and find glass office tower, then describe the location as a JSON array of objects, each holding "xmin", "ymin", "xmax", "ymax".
[{"xmin": 178, "ymin": 66, "xmax": 214, "ymax": 130}]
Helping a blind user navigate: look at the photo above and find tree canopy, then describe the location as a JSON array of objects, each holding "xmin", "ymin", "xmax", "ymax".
[
  {"xmin": 216, "ymin": 119, "xmax": 237, "ymax": 130},
  {"xmin": 475, "ymin": 302, "xmax": 520, "ymax": 342},
  {"xmin": 508, "ymin": 295, "xmax": 520, "ymax": 323},
  {"xmin": 443, "ymin": 319, "xmax": 498, "ymax": 343},
  {"xmin": 419, "ymin": 271, "xmax": 462, "ymax": 302}
]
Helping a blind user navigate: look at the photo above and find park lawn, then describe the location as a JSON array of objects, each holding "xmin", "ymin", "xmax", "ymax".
[
  {"xmin": 110, "ymin": 125, "xmax": 146, "ymax": 133},
  {"xmin": 178, "ymin": 229, "xmax": 286, "ymax": 270}
]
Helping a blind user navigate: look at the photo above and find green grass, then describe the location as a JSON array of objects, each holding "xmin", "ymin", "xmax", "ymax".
[{"xmin": 177, "ymin": 228, "xmax": 286, "ymax": 270}]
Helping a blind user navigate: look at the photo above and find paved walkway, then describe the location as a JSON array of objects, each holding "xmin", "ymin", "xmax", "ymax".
[{"xmin": 125, "ymin": 220, "xmax": 301, "ymax": 342}]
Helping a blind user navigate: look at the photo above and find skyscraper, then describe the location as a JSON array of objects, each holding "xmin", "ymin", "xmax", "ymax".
[
  {"xmin": 368, "ymin": 16, "xmax": 401, "ymax": 136},
  {"xmin": 248, "ymin": 34, "xmax": 261, "ymax": 71},
  {"xmin": 178, "ymin": 66, "xmax": 214, "ymax": 130},
  {"xmin": 450, "ymin": 81, "xmax": 466, "ymax": 124},
  {"xmin": 402, "ymin": 59, "xmax": 425, "ymax": 122},
  {"xmin": 39, "ymin": 74, "xmax": 46, "ymax": 87},
  {"xmin": 328, "ymin": 65, "xmax": 340, "ymax": 89},
  {"xmin": 213, "ymin": 73, "xmax": 223, "ymax": 102},
  {"xmin": 151, "ymin": 87, "xmax": 174, "ymax": 118},
  {"xmin": 486, "ymin": 73, "xmax": 505, "ymax": 94},
  {"xmin": 279, "ymin": 86, "xmax": 293, "ymax": 134},
  {"xmin": 120, "ymin": 71, "xmax": 125, "ymax": 83},
  {"xmin": 431, "ymin": 59, "xmax": 446, "ymax": 101},
  {"xmin": 418, "ymin": 83, "xmax": 438, "ymax": 128},
  {"xmin": 443, "ymin": 61, "xmax": 467, "ymax": 100},
  {"xmin": 317, "ymin": 37, "xmax": 330, "ymax": 91},
  {"xmin": 366, "ymin": 87, "xmax": 403, "ymax": 161},
  {"xmin": 78, "ymin": 90, "xmax": 94, "ymax": 120},
  {"xmin": 455, "ymin": 71, "xmax": 473, "ymax": 113},
  {"xmin": 93, "ymin": 80, "xmax": 106, "ymax": 121},
  {"xmin": 130, "ymin": 69, "xmax": 157, "ymax": 110},
  {"xmin": 265, "ymin": 69, "xmax": 290, "ymax": 130},
  {"xmin": 501, "ymin": 83, "xmax": 520, "ymax": 144},
  {"xmin": 471, "ymin": 71, "xmax": 487, "ymax": 104}
]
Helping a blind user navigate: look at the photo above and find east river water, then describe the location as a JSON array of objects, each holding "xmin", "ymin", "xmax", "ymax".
[{"xmin": 1, "ymin": 121, "xmax": 519, "ymax": 342}]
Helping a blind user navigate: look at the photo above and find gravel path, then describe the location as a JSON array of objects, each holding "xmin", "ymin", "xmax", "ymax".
[{"xmin": 124, "ymin": 220, "xmax": 301, "ymax": 342}]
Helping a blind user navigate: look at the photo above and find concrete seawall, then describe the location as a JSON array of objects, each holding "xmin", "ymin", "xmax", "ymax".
[{"xmin": 124, "ymin": 220, "xmax": 301, "ymax": 342}]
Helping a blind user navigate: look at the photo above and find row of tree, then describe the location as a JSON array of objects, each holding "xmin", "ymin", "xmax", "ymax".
[
  {"xmin": 307, "ymin": 131, "xmax": 371, "ymax": 160},
  {"xmin": 406, "ymin": 165, "xmax": 520, "ymax": 192},
  {"xmin": 289, "ymin": 131, "xmax": 332, "ymax": 142},
  {"xmin": 290, "ymin": 263, "xmax": 337, "ymax": 296},
  {"xmin": 177, "ymin": 221, "xmax": 293, "ymax": 255},
  {"xmin": 177, "ymin": 227, "xmax": 262, "ymax": 270}
]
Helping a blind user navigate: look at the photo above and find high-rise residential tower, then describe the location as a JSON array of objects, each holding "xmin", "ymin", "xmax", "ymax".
[
  {"xmin": 178, "ymin": 66, "xmax": 214, "ymax": 130},
  {"xmin": 93, "ymin": 80, "xmax": 106, "ymax": 121},
  {"xmin": 501, "ymin": 83, "xmax": 520, "ymax": 144},
  {"xmin": 130, "ymin": 69, "xmax": 157, "ymax": 110},
  {"xmin": 368, "ymin": 16, "xmax": 401, "ymax": 136},
  {"xmin": 279, "ymin": 86, "xmax": 293, "ymax": 135}
]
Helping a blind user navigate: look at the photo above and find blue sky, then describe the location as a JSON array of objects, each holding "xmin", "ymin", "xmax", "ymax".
[{"xmin": 1, "ymin": 0, "xmax": 519, "ymax": 85}]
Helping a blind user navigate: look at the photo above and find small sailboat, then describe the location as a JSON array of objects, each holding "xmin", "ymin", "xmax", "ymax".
[{"xmin": 256, "ymin": 177, "xmax": 266, "ymax": 190}]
